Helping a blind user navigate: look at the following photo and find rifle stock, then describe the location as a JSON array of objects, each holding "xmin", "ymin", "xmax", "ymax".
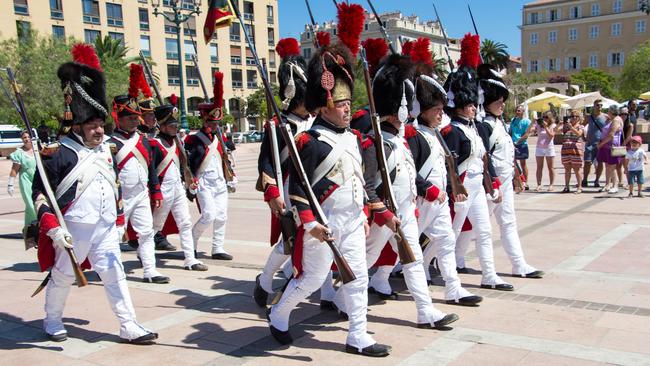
[
  {"xmin": 231, "ymin": 0, "xmax": 355, "ymax": 283},
  {"xmin": 482, "ymin": 153, "xmax": 495, "ymax": 196},
  {"xmin": 5, "ymin": 68, "xmax": 87, "ymax": 291},
  {"xmin": 433, "ymin": 128, "xmax": 468, "ymax": 197},
  {"xmin": 360, "ymin": 50, "xmax": 416, "ymax": 265}
]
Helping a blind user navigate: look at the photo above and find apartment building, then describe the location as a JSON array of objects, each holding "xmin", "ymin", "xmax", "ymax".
[
  {"xmin": 521, "ymin": 0, "xmax": 648, "ymax": 75},
  {"xmin": 1, "ymin": 0, "xmax": 279, "ymax": 131}
]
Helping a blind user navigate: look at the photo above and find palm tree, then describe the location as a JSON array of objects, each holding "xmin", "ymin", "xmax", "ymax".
[
  {"xmin": 432, "ymin": 57, "xmax": 449, "ymax": 80},
  {"xmin": 480, "ymin": 39, "xmax": 510, "ymax": 70}
]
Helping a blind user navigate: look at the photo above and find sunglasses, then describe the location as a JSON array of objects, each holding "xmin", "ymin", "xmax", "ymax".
[{"xmin": 595, "ymin": 104, "xmax": 603, "ymax": 107}]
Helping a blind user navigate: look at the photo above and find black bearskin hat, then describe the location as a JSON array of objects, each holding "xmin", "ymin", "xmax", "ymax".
[
  {"xmin": 57, "ymin": 44, "xmax": 108, "ymax": 126},
  {"xmin": 276, "ymin": 38, "xmax": 308, "ymax": 113},
  {"xmin": 443, "ymin": 66, "xmax": 478, "ymax": 115},
  {"xmin": 305, "ymin": 43, "xmax": 355, "ymax": 112},
  {"xmin": 414, "ymin": 63, "xmax": 447, "ymax": 112},
  {"xmin": 477, "ymin": 63, "xmax": 509, "ymax": 108},
  {"xmin": 372, "ymin": 54, "xmax": 415, "ymax": 118}
]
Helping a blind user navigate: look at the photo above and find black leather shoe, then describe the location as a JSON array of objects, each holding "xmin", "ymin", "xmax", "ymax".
[
  {"xmin": 446, "ymin": 295, "xmax": 483, "ymax": 306},
  {"xmin": 368, "ymin": 287, "xmax": 398, "ymax": 300},
  {"xmin": 154, "ymin": 232, "xmax": 176, "ymax": 251},
  {"xmin": 47, "ymin": 332, "xmax": 67, "ymax": 342},
  {"xmin": 345, "ymin": 343, "xmax": 391, "ymax": 357},
  {"xmin": 123, "ymin": 332, "xmax": 158, "ymax": 345},
  {"xmin": 417, "ymin": 313, "xmax": 459, "ymax": 329},
  {"xmin": 456, "ymin": 267, "xmax": 468, "ymax": 274},
  {"xmin": 143, "ymin": 275, "xmax": 170, "ymax": 284},
  {"xmin": 514, "ymin": 270, "xmax": 545, "ymax": 279},
  {"xmin": 211, "ymin": 253, "xmax": 233, "ymax": 260},
  {"xmin": 481, "ymin": 283, "xmax": 514, "ymax": 291},
  {"xmin": 128, "ymin": 239, "xmax": 139, "ymax": 250},
  {"xmin": 253, "ymin": 274, "xmax": 268, "ymax": 307},
  {"xmin": 194, "ymin": 250, "xmax": 199, "ymax": 258},
  {"xmin": 185, "ymin": 263, "xmax": 208, "ymax": 271},
  {"xmin": 320, "ymin": 300, "xmax": 336, "ymax": 311}
]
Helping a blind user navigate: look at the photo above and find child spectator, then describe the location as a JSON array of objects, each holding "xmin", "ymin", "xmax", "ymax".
[{"xmin": 625, "ymin": 136, "xmax": 647, "ymax": 198}]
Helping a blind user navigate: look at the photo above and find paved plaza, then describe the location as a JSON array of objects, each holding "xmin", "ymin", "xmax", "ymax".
[{"xmin": 1, "ymin": 140, "xmax": 650, "ymax": 365}]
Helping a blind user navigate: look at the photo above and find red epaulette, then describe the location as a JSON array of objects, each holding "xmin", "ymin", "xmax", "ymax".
[
  {"xmin": 360, "ymin": 134, "xmax": 374, "ymax": 150},
  {"xmin": 440, "ymin": 124, "xmax": 453, "ymax": 136},
  {"xmin": 295, "ymin": 131, "xmax": 311, "ymax": 151},
  {"xmin": 352, "ymin": 109, "xmax": 367, "ymax": 120},
  {"xmin": 404, "ymin": 124, "xmax": 417, "ymax": 139},
  {"xmin": 264, "ymin": 117, "xmax": 280, "ymax": 130}
]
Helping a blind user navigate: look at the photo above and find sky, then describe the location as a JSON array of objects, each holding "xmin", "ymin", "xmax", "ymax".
[{"xmin": 278, "ymin": 0, "xmax": 530, "ymax": 56}]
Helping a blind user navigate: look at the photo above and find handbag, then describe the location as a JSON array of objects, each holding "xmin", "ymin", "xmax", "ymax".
[{"xmin": 611, "ymin": 145, "xmax": 626, "ymax": 157}]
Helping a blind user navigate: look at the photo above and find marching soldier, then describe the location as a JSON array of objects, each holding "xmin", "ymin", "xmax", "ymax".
[
  {"xmin": 33, "ymin": 43, "xmax": 157, "ymax": 343},
  {"xmin": 185, "ymin": 72, "xmax": 234, "ymax": 261},
  {"xmin": 253, "ymin": 37, "xmax": 315, "ymax": 306},
  {"xmin": 363, "ymin": 53, "xmax": 458, "ymax": 328},
  {"xmin": 149, "ymin": 104, "xmax": 207, "ymax": 271},
  {"xmin": 109, "ymin": 82, "xmax": 169, "ymax": 284},
  {"xmin": 441, "ymin": 34, "xmax": 512, "ymax": 291},
  {"xmin": 454, "ymin": 64, "xmax": 544, "ymax": 279},
  {"xmin": 267, "ymin": 42, "xmax": 390, "ymax": 357},
  {"xmin": 404, "ymin": 39, "xmax": 483, "ymax": 306}
]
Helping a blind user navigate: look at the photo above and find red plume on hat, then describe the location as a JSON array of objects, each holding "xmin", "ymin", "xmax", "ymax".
[
  {"xmin": 401, "ymin": 40, "xmax": 413, "ymax": 57},
  {"xmin": 316, "ymin": 31, "xmax": 331, "ymax": 47},
  {"xmin": 361, "ymin": 38, "xmax": 388, "ymax": 78},
  {"xmin": 410, "ymin": 38, "xmax": 433, "ymax": 66},
  {"xmin": 336, "ymin": 2, "xmax": 365, "ymax": 56},
  {"xmin": 128, "ymin": 63, "xmax": 145, "ymax": 98},
  {"xmin": 169, "ymin": 94, "xmax": 178, "ymax": 107},
  {"xmin": 213, "ymin": 71, "xmax": 224, "ymax": 108},
  {"xmin": 71, "ymin": 43, "xmax": 103, "ymax": 72},
  {"xmin": 458, "ymin": 33, "xmax": 481, "ymax": 69},
  {"xmin": 275, "ymin": 38, "xmax": 301, "ymax": 59}
]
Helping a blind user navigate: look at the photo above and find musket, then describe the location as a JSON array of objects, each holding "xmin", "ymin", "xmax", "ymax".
[
  {"xmin": 433, "ymin": 128, "xmax": 468, "ymax": 198},
  {"xmin": 186, "ymin": 33, "xmax": 236, "ymax": 191},
  {"xmin": 432, "ymin": 2, "xmax": 455, "ymax": 70},
  {"xmin": 366, "ymin": 0, "xmax": 397, "ymax": 55},
  {"xmin": 513, "ymin": 158, "xmax": 524, "ymax": 191},
  {"xmin": 231, "ymin": 1, "xmax": 356, "ymax": 284},
  {"xmin": 139, "ymin": 52, "xmax": 197, "ymax": 195},
  {"xmin": 4, "ymin": 68, "xmax": 87, "ymax": 295},
  {"xmin": 360, "ymin": 49, "xmax": 416, "ymax": 265},
  {"xmin": 467, "ymin": 4, "xmax": 484, "ymax": 63},
  {"xmin": 304, "ymin": 0, "xmax": 320, "ymax": 48}
]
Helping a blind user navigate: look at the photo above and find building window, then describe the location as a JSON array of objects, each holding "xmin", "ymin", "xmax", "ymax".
[
  {"xmin": 181, "ymin": 0, "xmax": 194, "ymax": 10},
  {"xmin": 268, "ymin": 50, "xmax": 276, "ymax": 68},
  {"xmin": 568, "ymin": 28, "xmax": 578, "ymax": 41},
  {"xmin": 108, "ymin": 32, "xmax": 124, "ymax": 46},
  {"xmin": 529, "ymin": 60, "xmax": 539, "ymax": 73},
  {"xmin": 611, "ymin": 23, "xmax": 622, "ymax": 36},
  {"xmin": 230, "ymin": 23, "xmax": 240, "ymax": 42},
  {"xmin": 589, "ymin": 53, "xmax": 598, "ymax": 68},
  {"xmin": 246, "ymin": 69, "xmax": 257, "ymax": 88},
  {"xmin": 184, "ymin": 16, "xmax": 196, "ymax": 36},
  {"xmin": 589, "ymin": 25, "xmax": 599, "ymax": 39},
  {"xmin": 186, "ymin": 66, "xmax": 199, "ymax": 86},
  {"xmin": 211, "ymin": 67, "xmax": 220, "ymax": 76},
  {"xmin": 184, "ymin": 40, "xmax": 196, "ymax": 61},
  {"xmin": 267, "ymin": 28, "xmax": 275, "ymax": 46},
  {"xmin": 82, "ymin": 0, "xmax": 100, "ymax": 25},
  {"xmin": 210, "ymin": 44, "xmax": 218, "ymax": 63},
  {"xmin": 569, "ymin": 6, "xmax": 580, "ymax": 19},
  {"xmin": 609, "ymin": 52, "xmax": 623, "ymax": 66},
  {"xmin": 52, "ymin": 25, "xmax": 65, "ymax": 40},
  {"xmin": 636, "ymin": 20, "xmax": 647, "ymax": 33},
  {"xmin": 547, "ymin": 58, "xmax": 558, "ymax": 71},
  {"xmin": 244, "ymin": 24, "xmax": 255, "ymax": 41},
  {"xmin": 167, "ymin": 64, "xmax": 180, "ymax": 85},
  {"xmin": 232, "ymin": 69, "xmax": 243, "ymax": 89},
  {"xmin": 591, "ymin": 3, "xmax": 600, "ymax": 16},
  {"xmin": 364, "ymin": 23, "xmax": 369, "ymax": 31},
  {"xmin": 243, "ymin": 1, "xmax": 254, "ymax": 20},
  {"xmin": 566, "ymin": 56, "xmax": 580, "ymax": 70},
  {"xmin": 14, "ymin": 0, "xmax": 29, "ymax": 15},
  {"xmin": 230, "ymin": 46, "xmax": 242, "ymax": 65},
  {"xmin": 139, "ymin": 8, "xmax": 149, "ymax": 31},
  {"xmin": 164, "ymin": 13, "xmax": 178, "ymax": 34},
  {"xmin": 548, "ymin": 30, "xmax": 557, "ymax": 43},
  {"xmin": 549, "ymin": 9, "xmax": 559, "ymax": 21},
  {"xmin": 50, "ymin": 0, "xmax": 63, "ymax": 19},
  {"xmin": 267, "ymin": 5, "xmax": 274, "ymax": 24},
  {"xmin": 84, "ymin": 29, "xmax": 100, "ymax": 44},
  {"xmin": 530, "ymin": 32, "xmax": 538, "ymax": 45},
  {"xmin": 613, "ymin": 0, "xmax": 622, "ymax": 13},
  {"xmin": 16, "ymin": 21, "xmax": 31, "ymax": 41},
  {"xmin": 303, "ymin": 48, "xmax": 312, "ymax": 59},
  {"xmin": 529, "ymin": 12, "xmax": 539, "ymax": 24},
  {"xmin": 270, "ymin": 71, "xmax": 277, "ymax": 84},
  {"xmin": 166, "ymin": 38, "xmax": 178, "ymax": 59},
  {"xmin": 140, "ymin": 35, "xmax": 151, "ymax": 57},
  {"xmin": 245, "ymin": 48, "xmax": 255, "ymax": 66},
  {"xmin": 106, "ymin": 3, "xmax": 123, "ymax": 27}
]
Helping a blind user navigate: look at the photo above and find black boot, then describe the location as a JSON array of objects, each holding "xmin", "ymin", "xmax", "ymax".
[
  {"xmin": 345, "ymin": 343, "xmax": 391, "ymax": 357},
  {"xmin": 253, "ymin": 274, "xmax": 269, "ymax": 307},
  {"xmin": 154, "ymin": 232, "xmax": 176, "ymax": 251}
]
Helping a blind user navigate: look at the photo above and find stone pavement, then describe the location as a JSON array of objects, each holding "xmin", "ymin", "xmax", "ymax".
[{"xmin": 1, "ymin": 140, "xmax": 650, "ymax": 365}]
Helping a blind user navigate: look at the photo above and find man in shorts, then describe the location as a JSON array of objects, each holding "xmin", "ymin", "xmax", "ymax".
[{"xmin": 583, "ymin": 99, "xmax": 606, "ymax": 187}]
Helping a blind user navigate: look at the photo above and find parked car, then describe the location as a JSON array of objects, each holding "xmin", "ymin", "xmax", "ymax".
[
  {"xmin": 231, "ymin": 132, "xmax": 245, "ymax": 144},
  {"xmin": 245, "ymin": 130, "xmax": 263, "ymax": 143},
  {"xmin": 0, "ymin": 125, "xmax": 24, "ymax": 157}
]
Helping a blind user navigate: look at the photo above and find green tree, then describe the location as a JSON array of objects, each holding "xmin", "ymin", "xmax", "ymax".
[
  {"xmin": 480, "ymin": 39, "xmax": 510, "ymax": 70},
  {"xmin": 432, "ymin": 57, "xmax": 449, "ymax": 80},
  {"xmin": 94, "ymin": 35, "xmax": 131, "ymax": 116},
  {"xmin": 245, "ymin": 84, "xmax": 280, "ymax": 120},
  {"xmin": 570, "ymin": 68, "xmax": 618, "ymax": 99},
  {"xmin": 352, "ymin": 60, "xmax": 369, "ymax": 113},
  {"xmin": 619, "ymin": 40, "xmax": 650, "ymax": 100}
]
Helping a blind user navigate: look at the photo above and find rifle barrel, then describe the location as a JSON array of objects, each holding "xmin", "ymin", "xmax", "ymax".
[{"xmin": 432, "ymin": 2, "xmax": 454, "ymax": 70}]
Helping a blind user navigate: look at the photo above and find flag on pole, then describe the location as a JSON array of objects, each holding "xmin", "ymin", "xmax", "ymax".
[{"xmin": 203, "ymin": 0, "xmax": 235, "ymax": 43}]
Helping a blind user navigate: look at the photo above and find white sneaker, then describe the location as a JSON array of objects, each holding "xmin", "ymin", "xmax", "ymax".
[{"xmin": 608, "ymin": 187, "xmax": 619, "ymax": 194}]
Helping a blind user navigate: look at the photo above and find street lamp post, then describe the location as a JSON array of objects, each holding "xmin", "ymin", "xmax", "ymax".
[{"xmin": 151, "ymin": 0, "xmax": 202, "ymax": 130}]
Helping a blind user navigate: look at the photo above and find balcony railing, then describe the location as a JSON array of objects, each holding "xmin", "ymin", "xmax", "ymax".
[
  {"xmin": 232, "ymin": 81, "xmax": 243, "ymax": 88},
  {"xmin": 165, "ymin": 25, "xmax": 178, "ymax": 34},
  {"xmin": 230, "ymin": 34, "xmax": 240, "ymax": 42},
  {"xmin": 140, "ymin": 22, "xmax": 149, "ymax": 31},
  {"xmin": 268, "ymin": 39, "xmax": 275, "ymax": 47},
  {"xmin": 141, "ymin": 50, "xmax": 151, "ymax": 57},
  {"xmin": 51, "ymin": 10, "xmax": 63, "ymax": 19},
  {"xmin": 246, "ymin": 57, "xmax": 255, "ymax": 66},
  {"xmin": 168, "ymin": 77, "xmax": 180, "ymax": 85},
  {"xmin": 244, "ymin": 13, "xmax": 254, "ymax": 20},
  {"xmin": 107, "ymin": 18, "xmax": 123, "ymax": 27},
  {"xmin": 267, "ymin": 16, "xmax": 274, "ymax": 24},
  {"xmin": 83, "ymin": 15, "xmax": 100, "ymax": 24},
  {"xmin": 14, "ymin": 5, "xmax": 29, "ymax": 15},
  {"xmin": 247, "ymin": 81, "xmax": 258, "ymax": 89},
  {"xmin": 187, "ymin": 79, "xmax": 199, "ymax": 86},
  {"xmin": 211, "ymin": 56, "xmax": 218, "ymax": 63},
  {"xmin": 231, "ymin": 56, "xmax": 241, "ymax": 64},
  {"xmin": 166, "ymin": 52, "xmax": 179, "ymax": 59}
]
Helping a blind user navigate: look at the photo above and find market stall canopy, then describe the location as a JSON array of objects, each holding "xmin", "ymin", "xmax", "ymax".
[
  {"xmin": 565, "ymin": 91, "xmax": 619, "ymax": 109},
  {"xmin": 639, "ymin": 91, "xmax": 650, "ymax": 101},
  {"xmin": 524, "ymin": 91, "xmax": 570, "ymax": 112}
]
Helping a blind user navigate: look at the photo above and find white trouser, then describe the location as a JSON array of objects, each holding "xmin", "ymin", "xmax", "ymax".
[
  {"xmin": 365, "ymin": 210, "xmax": 446, "ymax": 325},
  {"xmin": 456, "ymin": 173, "xmax": 536, "ymax": 276},
  {"xmin": 269, "ymin": 222, "xmax": 376, "ymax": 350},
  {"xmin": 153, "ymin": 180, "xmax": 200, "ymax": 267},
  {"xmin": 451, "ymin": 173, "xmax": 504, "ymax": 285},
  {"xmin": 417, "ymin": 199, "xmax": 475, "ymax": 301},
  {"xmin": 44, "ymin": 220, "xmax": 151, "ymax": 340},
  {"xmin": 193, "ymin": 179, "xmax": 228, "ymax": 254},
  {"xmin": 123, "ymin": 188, "xmax": 160, "ymax": 278}
]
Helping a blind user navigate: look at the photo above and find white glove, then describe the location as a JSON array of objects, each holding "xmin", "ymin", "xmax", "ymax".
[
  {"xmin": 47, "ymin": 227, "xmax": 73, "ymax": 250},
  {"xmin": 488, "ymin": 188, "xmax": 501, "ymax": 202},
  {"xmin": 7, "ymin": 176, "xmax": 15, "ymax": 196},
  {"xmin": 453, "ymin": 200, "xmax": 468, "ymax": 212},
  {"xmin": 116, "ymin": 226, "xmax": 125, "ymax": 241}
]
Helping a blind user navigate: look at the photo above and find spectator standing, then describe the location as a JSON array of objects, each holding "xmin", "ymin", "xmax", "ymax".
[
  {"xmin": 625, "ymin": 135, "xmax": 646, "ymax": 197},
  {"xmin": 558, "ymin": 112, "xmax": 585, "ymax": 193},
  {"xmin": 596, "ymin": 106, "xmax": 624, "ymax": 194},
  {"xmin": 7, "ymin": 130, "xmax": 37, "ymax": 233},
  {"xmin": 583, "ymin": 100, "xmax": 607, "ymax": 187},
  {"xmin": 528, "ymin": 110, "xmax": 556, "ymax": 191},
  {"xmin": 510, "ymin": 105, "xmax": 531, "ymax": 190}
]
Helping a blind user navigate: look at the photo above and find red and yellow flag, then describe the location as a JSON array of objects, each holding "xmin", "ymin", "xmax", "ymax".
[{"xmin": 203, "ymin": 0, "xmax": 235, "ymax": 43}]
